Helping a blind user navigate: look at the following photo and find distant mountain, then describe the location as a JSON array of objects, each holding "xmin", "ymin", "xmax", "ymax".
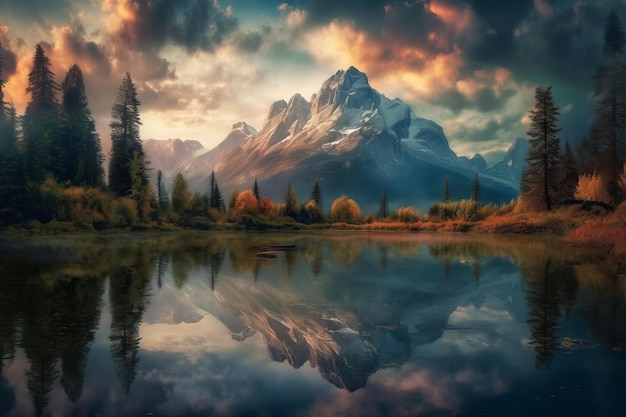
[
  {"xmin": 143, "ymin": 138, "xmax": 205, "ymax": 178},
  {"xmin": 483, "ymin": 139, "xmax": 528, "ymax": 190},
  {"xmin": 145, "ymin": 67, "xmax": 519, "ymax": 210}
]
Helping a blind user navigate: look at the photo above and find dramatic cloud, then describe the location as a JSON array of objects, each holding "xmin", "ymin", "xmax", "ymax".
[{"xmin": 102, "ymin": 0, "xmax": 239, "ymax": 53}]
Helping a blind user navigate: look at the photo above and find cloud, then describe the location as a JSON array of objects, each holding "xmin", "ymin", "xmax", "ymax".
[
  {"xmin": 0, "ymin": 26, "xmax": 18, "ymax": 79},
  {"xmin": 232, "ymin": 26, "xmax": 271, "ymax": 53},
  {"xmin": 102, "ymin": 0, "xmax": 239, "ymax": 53}
]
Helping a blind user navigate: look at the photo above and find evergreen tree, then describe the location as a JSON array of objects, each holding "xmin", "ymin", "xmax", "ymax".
[
  {"xmin": 208, "ymin": 171, "xmax": 225, "ymax": 212},
  {"xmin": 377, "ymin": 188, "xmax": 388, "ymax": 219},
  {"xmin": 470, "ymin": 173, "xmax": 481, "ymax": 202},
  {"xmin": 558, "ymin": 141, "xmax": 578, "ymax": 202},
  {"xmin": 523, "ymin": 86, "xmax": 561, "ymax": 211},
  {"xmin": 22, "ymin": 44, "xmax": 62, "ymax": 182},
  {"xmin": 60, "ymin": 64, "xmax": 104, "ymax": 186},
  {"xmin": 128, "ymin": 151, "xmax": 153, "ymax": 221},
  {"xmin": 284, "ymin": 183, "xmax": 299, "ymax": 219},
  {"xmin": 442, "ymin": 176, "xmax": 450, "ymax": 202},
  {"xmin": 590, "ymin": 10, "xmax": 626, "ymax": 201},
  {"xmin": 310, "ymin": 179, "xmax": 323, "ymax": 211},
  {"xmin": 0, "ymin": 46, "xmax": 24, "ymax": 224},
  {"xmin": 108, "ymin": 71, "xmax": 145, "ymax": 196},
  {"xmin": 253, "ymin": 178, "xmax": 260, "ymax": 200},
  {"xmin": 156, "ymin": 170, "xmax": 169, "ymax": 211}
]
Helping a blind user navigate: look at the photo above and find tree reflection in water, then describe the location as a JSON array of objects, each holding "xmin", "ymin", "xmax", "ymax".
[{"xmin": 0, "ymin": 232, "xmax": 623, "ymax": 416}]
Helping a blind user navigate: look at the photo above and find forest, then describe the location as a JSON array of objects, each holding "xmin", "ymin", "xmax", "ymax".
[{"xmin": 0, "ymin": 12, "xmax": 625, "ymax": 255}]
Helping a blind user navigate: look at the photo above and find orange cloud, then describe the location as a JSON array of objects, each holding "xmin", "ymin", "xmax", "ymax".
[
  {"xmin": 306, "ymin": 21, "xmax": 464, "ymax": 100},
  {"xmin": 427, "ymin": 0, "xmax": 475, "ymax": 35}
]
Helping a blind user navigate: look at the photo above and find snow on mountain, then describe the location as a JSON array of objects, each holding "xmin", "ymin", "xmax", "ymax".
[{"xmin": 146, "ymin": 67, "xmax": 518, "ymax": 210}]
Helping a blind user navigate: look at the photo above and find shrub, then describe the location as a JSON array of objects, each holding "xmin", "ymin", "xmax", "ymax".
[
  {"xmin": 330, "ymin": 195, "xmax": 362, "ymax": 224},
  {"xmin": 428, "ymin": 201, "xmax": 459, "ymax": 221},
  {"xmin": 458, "ymin": 200, "xmax": 480, "ymax": 221},
  {"xmin": 397, "ymin": 207, "xmax": 420, "ymax": 222},
  {"xmin": 575, "ymin": 173, "xmax": 611, "ymax": 204}
]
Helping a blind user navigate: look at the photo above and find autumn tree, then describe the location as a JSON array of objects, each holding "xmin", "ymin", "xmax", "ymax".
[
  {"xmin": 331, "ymin": 195, "xmax": 361, "ymax": 224},
  {"xmin": 60, "ymin": 64, "xmax": 104, "ymax": 186},
  {"xmin": 284, "ymin": 183, "xmax": 300, "ymax": 220},
  {"xmin": 171, "ymin": 172, "xmax": 191, "ymax": 215},
  {"xmin": 234, "ymin": 189, "xmax": 259, "ymax": 215},
  {"xmin": 589, "ymin": 10, "xmax": 626, "ymax": 201},
  {"xmin": 377, "ymin": 188, "xmax": 388, "ymax": 219},
  {"xmin": 22, "ymin": 44, "xmax": 62, "ymax": 182},
  {"xmin": 522, "ymin": 86, "xmax": 561, "ymax": 211},
  {"xmin": 228, "ymin": 187, "xmax": 238, "ymax": 213},
  {"xmin": 108, "ymin": 71, "xmax": 146, "ymax": 196}
]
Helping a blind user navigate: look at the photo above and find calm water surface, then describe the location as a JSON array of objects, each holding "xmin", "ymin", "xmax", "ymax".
[{"xmin": 0, "ymin": 231, "xmax": 625, "ymax": 417}]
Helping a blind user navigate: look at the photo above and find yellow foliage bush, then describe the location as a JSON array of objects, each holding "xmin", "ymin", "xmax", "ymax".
[
  {"xmin": 575, "ymin": 173, "xmax": 611, "ymax": 203},
  {"xmin": 397, "ymin": 207, "xmax": 420, "ymax": 222},
  {"xmin": 330, "ymin": 195, "xmax": 362, "ymax": 224}
]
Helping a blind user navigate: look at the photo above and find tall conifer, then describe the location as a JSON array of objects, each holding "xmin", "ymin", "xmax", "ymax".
[{"xmin": 108, "ymin": 71, "xmax": 146, "ymax": 196}]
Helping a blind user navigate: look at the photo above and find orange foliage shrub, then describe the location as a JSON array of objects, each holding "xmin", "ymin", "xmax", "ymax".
[{"xmin": 575, "ymin": 173, "xmax": 611, "ymax": 203}]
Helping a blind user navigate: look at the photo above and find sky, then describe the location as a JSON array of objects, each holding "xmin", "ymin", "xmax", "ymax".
[{"xmin": 0, "ymin": 0, "xmax": 624, "ymax": 163}]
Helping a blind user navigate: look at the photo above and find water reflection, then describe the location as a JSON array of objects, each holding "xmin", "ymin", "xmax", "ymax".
[{"xmin": 0, "ymin": 232, "xmax": 624, "ymax": 416}]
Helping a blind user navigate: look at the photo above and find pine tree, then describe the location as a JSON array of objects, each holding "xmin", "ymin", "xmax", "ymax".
[
  {"xmin": 558, "ymin": 141, "xmax": 578, "ymax": 202},
  {"xmin": 208, "ymin": 171, "xmax": 224, "ymax": 212},
  {"xmin": 22, "ymin": 44, "xmax": 62, "ymax": 182},
  {"xmin": 590, "ymin": 10, "xmax": 626, "ymax": 202},
  {"xmin": 0, "ymin": 44, "xmax": 24, "ymax": 223},
  {"xmin": 310, "ymin": 179, "xmax": 323, "ymax": 211},
  {"xmin": 108, "ymin": 71, "xmax": 145, "ymax": 196},
  {"xmin": 156, "ymin": 170, "xmax": 169, "ymax": 211},
  {"xmin": 523, "ymin": 86, "xmax": 561, "ymax": 211},
  {"xmin": 128, "ymin": 151, "xmax": 153, "ymax": 221},
  {"xmin": 60, "ymin": 64, "xmax": 104, "ymax": 186},
  {"xmin": 470, "ymin": 173, "xmax": 481, "ymax": 202},
  {"xmin": 442, "ymin": 176, "xmax": 450, "ymax": 202},
  {"xmin": 377, "ymin": 188, "xmax": 388, "ymax": 219},
  {"xmin": 253, "ymin": 178, "xmax": 260, "ymax": 201}
]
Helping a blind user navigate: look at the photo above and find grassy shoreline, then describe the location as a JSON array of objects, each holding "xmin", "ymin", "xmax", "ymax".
[{"xmin": 2, "ymin": 203, "xmax": 624, "ymax": 256}]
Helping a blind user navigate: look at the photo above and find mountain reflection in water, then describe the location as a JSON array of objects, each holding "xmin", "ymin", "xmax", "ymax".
[{"xmin": 0, "ymin": 232, "xmax": 624, "ymax": 417}]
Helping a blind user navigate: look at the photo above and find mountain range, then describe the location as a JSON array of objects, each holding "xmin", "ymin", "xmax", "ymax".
[{"xmin": 144, "ymin": 67, "xmax": 525, "ymax": 211}]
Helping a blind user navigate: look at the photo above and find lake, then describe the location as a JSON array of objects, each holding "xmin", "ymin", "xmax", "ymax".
[{"xmin": 0, "ymin": 231, "xmax": 624, "ymax": 417}]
